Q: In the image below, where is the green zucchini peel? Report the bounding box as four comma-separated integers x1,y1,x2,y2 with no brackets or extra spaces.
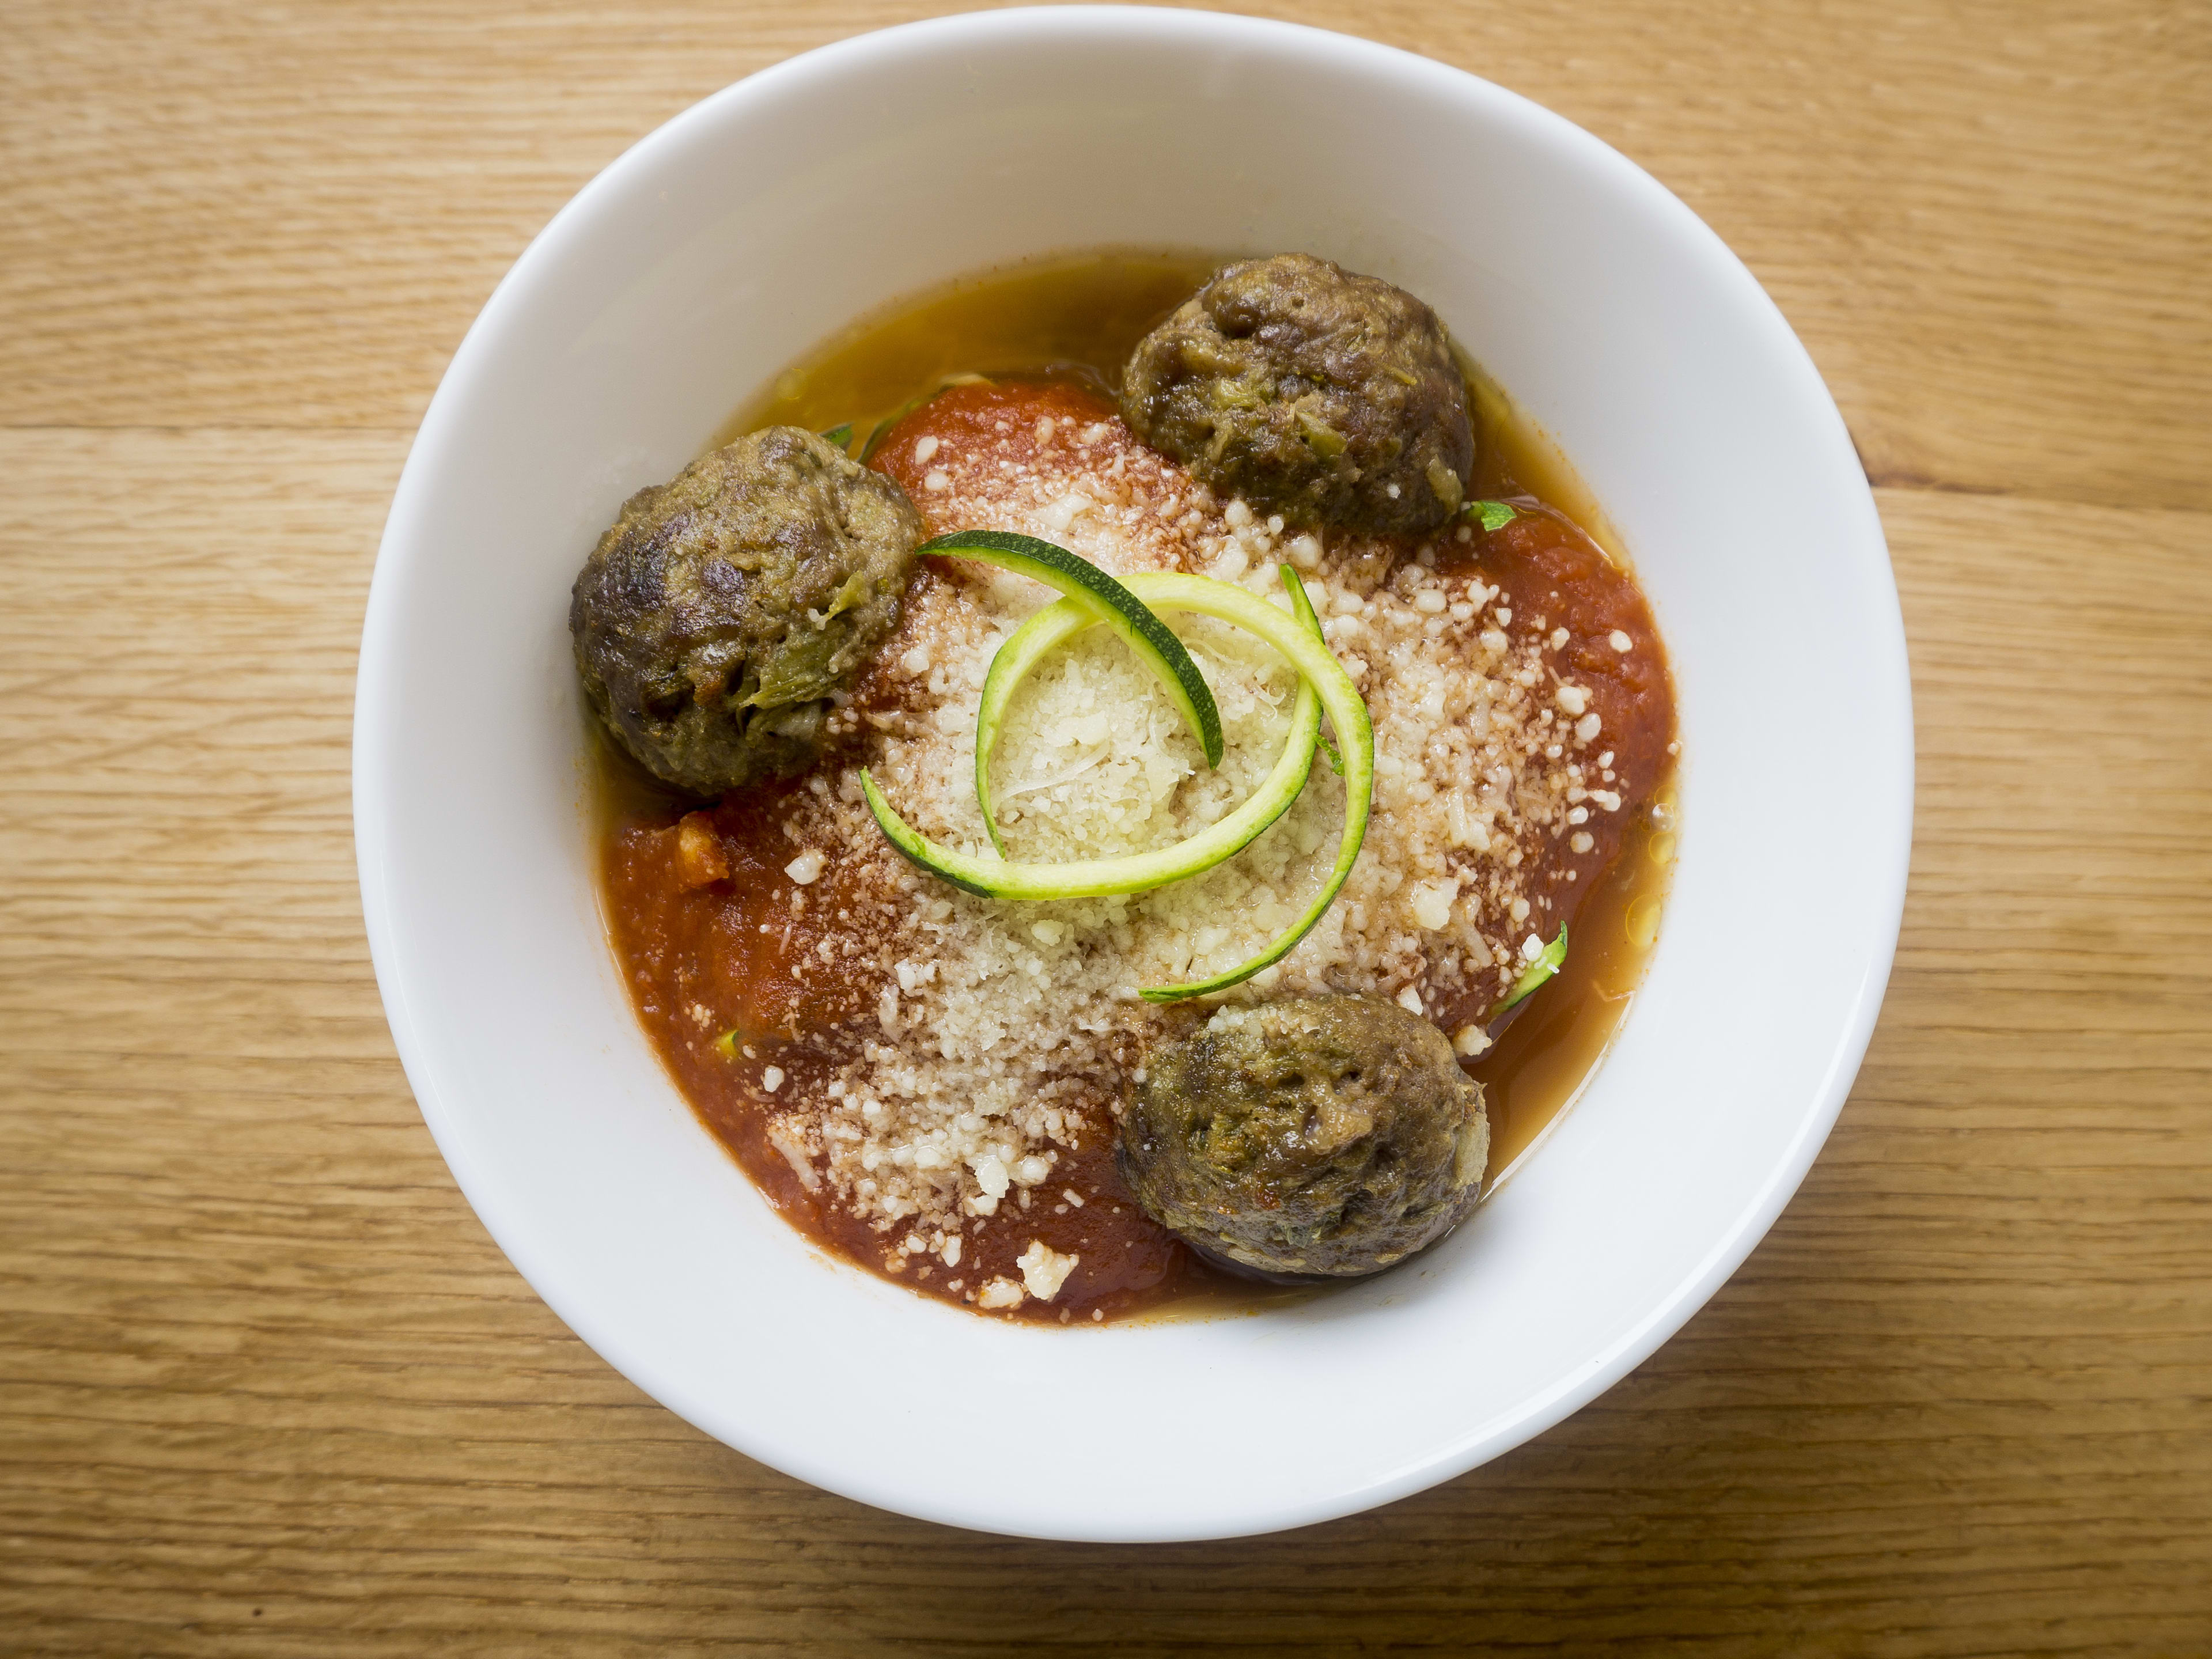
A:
859,565,1374,1002
916,531,1224,771
860,570,1319,902
857,703,1315,901
1135,568,1372,1002
972,570,1286,857
1492,924,1568,1017
972,599,1103,858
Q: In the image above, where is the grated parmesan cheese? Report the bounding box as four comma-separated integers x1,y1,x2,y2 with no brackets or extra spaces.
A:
750,404,1615,1240
1016,1240,1080,1301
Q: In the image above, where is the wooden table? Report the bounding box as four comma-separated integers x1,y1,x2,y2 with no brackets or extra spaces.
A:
5,2,2207,1652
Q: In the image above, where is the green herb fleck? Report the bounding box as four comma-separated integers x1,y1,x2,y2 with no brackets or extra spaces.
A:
1493,924,1567,1018
1467,499,1518,532
1295,410,1347,460
822,568,872,621
1319,734,1344,776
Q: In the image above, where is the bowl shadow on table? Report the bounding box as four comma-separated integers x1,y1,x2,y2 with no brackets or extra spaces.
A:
688,1022,1976,1652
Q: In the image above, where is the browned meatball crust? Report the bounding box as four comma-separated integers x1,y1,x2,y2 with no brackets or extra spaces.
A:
571,427,922,796
1118,995,1488,1278
1120,254,1474,533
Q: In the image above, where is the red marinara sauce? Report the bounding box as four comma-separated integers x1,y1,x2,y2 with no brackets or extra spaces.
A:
598,378,1676,1323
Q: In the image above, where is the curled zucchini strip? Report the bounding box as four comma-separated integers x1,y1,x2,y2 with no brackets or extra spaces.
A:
972,599,1097,858
1132,570,1371,1002
915,531,1223,770
973,571,1302,857
861,574,1319,900
863,565,1373,1001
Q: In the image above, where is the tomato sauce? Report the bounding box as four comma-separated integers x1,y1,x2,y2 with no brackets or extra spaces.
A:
597,253,1679,1321
601,784,1209,1321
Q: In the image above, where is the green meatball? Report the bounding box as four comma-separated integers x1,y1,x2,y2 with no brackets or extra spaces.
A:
570,426,922,795
1118,995,1488,1278
1120,254,1475,533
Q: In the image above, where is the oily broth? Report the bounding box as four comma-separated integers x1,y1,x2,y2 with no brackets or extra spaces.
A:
599,250,1676,1318
1464,364,1631,568
1478,786,1676,1178
720,251,1220,451
727,245,1630,567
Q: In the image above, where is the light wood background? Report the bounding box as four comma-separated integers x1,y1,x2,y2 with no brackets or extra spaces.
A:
4,2,2208,1653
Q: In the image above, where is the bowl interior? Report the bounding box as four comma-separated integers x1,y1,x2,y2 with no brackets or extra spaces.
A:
355,6,1910,1542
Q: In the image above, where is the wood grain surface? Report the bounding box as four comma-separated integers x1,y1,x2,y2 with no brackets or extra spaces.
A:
3,3,2207,1654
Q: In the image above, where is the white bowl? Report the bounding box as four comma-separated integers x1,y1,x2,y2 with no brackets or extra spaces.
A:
355,6,1911,1541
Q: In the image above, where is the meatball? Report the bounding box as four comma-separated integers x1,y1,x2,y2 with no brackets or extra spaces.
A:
1118,995,1488,1278
1120,254,1474,533
570,426,922,795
